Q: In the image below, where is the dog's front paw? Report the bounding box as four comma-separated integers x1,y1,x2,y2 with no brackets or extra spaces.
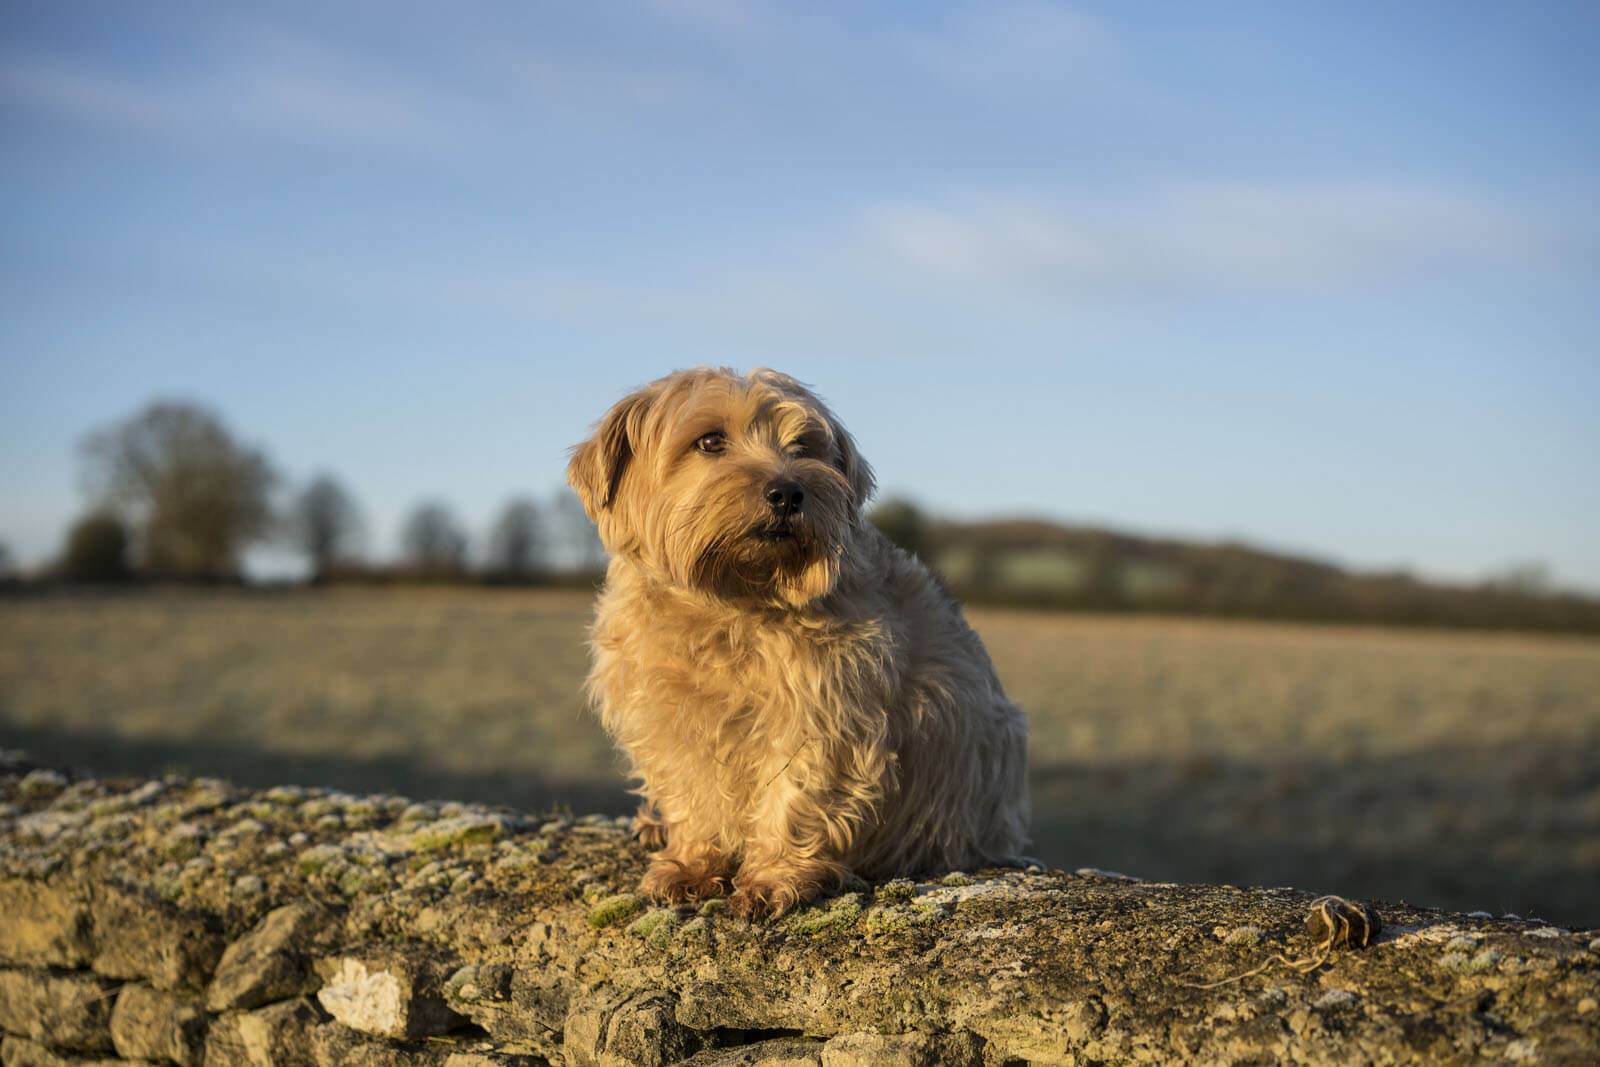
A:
729,870,815,919
631,804,669,850
639,856,731,904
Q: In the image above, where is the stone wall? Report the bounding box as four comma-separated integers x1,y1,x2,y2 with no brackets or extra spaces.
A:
0,752,1595,1066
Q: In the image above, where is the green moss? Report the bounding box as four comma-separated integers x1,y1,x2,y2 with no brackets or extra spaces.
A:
86,795,132,817
408,814,505,852
627,907,682,948
784,893,865,937
18,769,67,797
1223,926,1264,946
875,878,916,902
493,848,546,874
588,893,646,930
1442,949,1504,975
698,898,730,917
338,865,390,897
677,916,712,946
296,844,347,874
300,798,343,820
940,872,975,887
444,965,480,1005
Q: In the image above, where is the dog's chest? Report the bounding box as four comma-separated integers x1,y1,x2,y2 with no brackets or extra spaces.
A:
593,592,895,739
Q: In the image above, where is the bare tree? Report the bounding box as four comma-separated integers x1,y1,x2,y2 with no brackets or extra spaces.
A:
486,496,544,581
400,500,467,577
553,489,605,573
80,401,277,580
289,474,366,582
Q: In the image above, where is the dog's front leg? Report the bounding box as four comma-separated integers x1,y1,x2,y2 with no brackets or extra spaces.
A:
730,771,878,918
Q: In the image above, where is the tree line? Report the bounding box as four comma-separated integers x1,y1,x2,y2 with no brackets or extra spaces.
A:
7,399,1596,633
39,400,604,585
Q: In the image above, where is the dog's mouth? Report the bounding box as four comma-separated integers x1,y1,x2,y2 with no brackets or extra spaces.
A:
755,525,798,543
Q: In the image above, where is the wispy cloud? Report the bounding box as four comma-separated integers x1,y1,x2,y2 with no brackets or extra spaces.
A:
496,50,709,113
642,0,777,37
1,57,176,131
863,181,1568,300
0,28,466,153
895,2,1119,87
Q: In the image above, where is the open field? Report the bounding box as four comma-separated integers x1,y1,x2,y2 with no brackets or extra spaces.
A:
3,588,1598,925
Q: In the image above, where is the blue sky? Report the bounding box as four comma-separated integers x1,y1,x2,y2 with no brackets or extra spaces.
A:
3,1,1597,587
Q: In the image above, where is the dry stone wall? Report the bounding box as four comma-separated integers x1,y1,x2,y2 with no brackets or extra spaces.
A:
0,752,1596,1065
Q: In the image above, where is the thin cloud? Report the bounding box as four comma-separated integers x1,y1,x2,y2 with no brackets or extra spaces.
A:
0,30,465,154
497,51,708,113
896,1,1119,87
0,57,176,131
863,181,1567,300
642,0,777,37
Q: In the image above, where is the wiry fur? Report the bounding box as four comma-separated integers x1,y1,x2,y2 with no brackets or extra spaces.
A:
568,368,1029,917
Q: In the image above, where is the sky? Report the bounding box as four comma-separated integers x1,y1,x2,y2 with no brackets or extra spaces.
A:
2,1,1597,588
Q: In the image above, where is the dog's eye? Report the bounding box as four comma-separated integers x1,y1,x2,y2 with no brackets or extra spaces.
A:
785,441,811,459
694,431,727,454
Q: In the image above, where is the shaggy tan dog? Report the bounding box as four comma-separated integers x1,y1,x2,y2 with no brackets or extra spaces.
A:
567,368,1028,917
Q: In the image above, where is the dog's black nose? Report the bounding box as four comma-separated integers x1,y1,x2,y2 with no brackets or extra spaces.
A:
764,481,804,516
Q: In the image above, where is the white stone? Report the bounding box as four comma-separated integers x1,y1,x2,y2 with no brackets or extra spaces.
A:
316,958,406,1037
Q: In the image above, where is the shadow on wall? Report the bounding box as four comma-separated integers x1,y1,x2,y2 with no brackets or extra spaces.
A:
0,721,634,819
5,720,1595,929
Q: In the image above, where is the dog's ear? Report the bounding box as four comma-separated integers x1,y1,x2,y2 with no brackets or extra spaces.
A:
566,385,656,521
832,422,876,510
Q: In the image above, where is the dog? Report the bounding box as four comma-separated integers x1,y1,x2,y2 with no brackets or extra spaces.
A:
567,367,1028,917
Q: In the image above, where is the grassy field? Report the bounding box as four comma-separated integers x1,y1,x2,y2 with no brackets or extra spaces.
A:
3,588,1597,926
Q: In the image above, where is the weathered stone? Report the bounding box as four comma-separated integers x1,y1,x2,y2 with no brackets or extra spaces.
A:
90,883,223,991
442,964,566,1055
207,902,331,1011
308,1022,446,1067
678,1038,825,1066
0,1034,156,1066
314,949,463,1040
819,1031,934,1067
0,879,93,967
307,1023,547,1067
110,983,207,1066
203,997,322,1067
0,967,118,1051
563,988,700,1067
4,764,1599,1066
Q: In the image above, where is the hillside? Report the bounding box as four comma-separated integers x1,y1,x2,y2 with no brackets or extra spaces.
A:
894,514,1600,633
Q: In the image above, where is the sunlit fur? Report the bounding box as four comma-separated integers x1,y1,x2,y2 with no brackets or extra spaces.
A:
567,367,1029,917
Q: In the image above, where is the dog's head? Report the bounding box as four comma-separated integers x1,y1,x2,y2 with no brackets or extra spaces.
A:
567,367,875,606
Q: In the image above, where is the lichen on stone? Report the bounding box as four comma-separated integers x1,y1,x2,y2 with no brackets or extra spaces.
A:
864,900,949,935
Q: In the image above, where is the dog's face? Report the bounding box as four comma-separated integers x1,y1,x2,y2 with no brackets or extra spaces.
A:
567,368,875,606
